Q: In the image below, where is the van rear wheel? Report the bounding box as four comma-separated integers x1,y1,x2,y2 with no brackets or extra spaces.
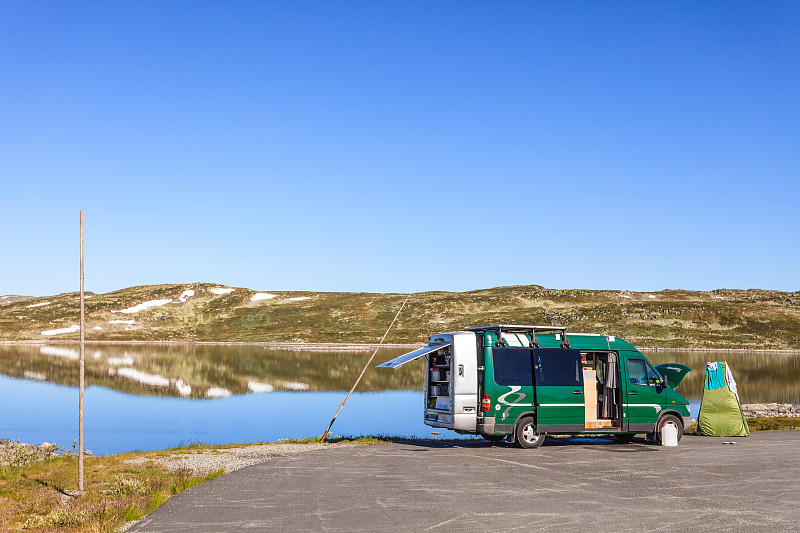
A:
516,417,545,449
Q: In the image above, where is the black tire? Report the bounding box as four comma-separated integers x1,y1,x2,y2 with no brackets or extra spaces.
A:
655,414,683,445
481,434,505,443
515,417,545,449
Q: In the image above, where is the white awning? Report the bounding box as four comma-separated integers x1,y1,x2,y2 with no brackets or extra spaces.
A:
375,344,451,369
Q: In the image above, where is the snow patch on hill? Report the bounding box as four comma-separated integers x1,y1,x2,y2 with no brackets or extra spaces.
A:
41,325,80,336
179,289,195,302
114,299,173,314
209,288,235,295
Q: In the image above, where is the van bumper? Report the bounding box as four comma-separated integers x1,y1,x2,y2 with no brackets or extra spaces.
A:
478,417,496,435
682,416,693,431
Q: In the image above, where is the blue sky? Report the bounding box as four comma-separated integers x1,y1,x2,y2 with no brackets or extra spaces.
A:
2,1,798,297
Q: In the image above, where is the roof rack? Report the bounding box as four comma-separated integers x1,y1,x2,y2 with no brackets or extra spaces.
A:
466,325,567,334
466,325,569,348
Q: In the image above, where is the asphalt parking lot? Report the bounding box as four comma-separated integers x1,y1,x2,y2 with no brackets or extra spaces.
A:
131,431,800,532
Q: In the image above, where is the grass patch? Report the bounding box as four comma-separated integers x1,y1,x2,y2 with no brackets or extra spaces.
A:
684,417,800,435
0,436,393,531
0,450,222,532
745,416,800,431
162,436,393,448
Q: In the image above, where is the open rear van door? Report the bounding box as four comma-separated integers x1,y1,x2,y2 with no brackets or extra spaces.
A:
376,344,451,369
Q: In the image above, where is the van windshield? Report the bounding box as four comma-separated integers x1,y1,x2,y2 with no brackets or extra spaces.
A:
626,358,661,385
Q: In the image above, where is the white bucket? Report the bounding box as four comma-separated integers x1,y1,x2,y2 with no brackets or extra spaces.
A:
662,422,679,447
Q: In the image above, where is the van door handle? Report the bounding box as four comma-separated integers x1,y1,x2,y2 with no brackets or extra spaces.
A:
573,390,583,395
628,391,638,396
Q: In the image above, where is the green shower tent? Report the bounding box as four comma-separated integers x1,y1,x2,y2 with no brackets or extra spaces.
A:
697,361,749,437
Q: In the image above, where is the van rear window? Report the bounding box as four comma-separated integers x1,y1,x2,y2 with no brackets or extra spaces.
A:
492,347,532,386
533,349,583,387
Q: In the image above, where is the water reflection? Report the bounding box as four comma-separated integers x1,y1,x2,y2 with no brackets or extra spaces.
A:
0,344,422,398
0,375,433,456
644,350,800,404
1,344,798,403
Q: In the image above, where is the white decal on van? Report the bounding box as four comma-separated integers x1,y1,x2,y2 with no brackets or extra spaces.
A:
624,403,663,413
497,386,533,420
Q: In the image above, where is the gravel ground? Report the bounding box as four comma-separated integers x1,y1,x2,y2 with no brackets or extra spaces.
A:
124,441,365,474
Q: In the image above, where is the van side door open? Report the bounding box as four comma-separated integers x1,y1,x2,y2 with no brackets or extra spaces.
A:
533,349,585,432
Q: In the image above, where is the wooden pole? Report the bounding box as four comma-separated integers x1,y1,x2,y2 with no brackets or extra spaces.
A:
79,210,85,493
321,295,409,442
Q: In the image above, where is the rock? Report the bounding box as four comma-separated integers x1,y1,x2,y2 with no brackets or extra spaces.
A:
742,403,800,418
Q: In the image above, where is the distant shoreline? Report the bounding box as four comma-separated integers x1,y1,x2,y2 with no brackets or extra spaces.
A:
1,339,799,354
0,339,417,351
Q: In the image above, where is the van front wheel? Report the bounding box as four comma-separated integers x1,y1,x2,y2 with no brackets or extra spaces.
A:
656,414,684,445
516,418,545,449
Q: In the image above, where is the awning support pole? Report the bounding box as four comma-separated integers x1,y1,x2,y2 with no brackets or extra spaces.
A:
320,295,410,442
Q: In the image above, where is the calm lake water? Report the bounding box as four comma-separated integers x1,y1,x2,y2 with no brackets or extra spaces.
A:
1,344,798,455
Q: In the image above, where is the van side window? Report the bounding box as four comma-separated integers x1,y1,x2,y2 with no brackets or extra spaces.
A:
627,359,647,384
533,349,583,387
492,347,532,386
627,359,661,385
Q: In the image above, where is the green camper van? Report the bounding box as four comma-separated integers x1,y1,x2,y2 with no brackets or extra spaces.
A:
377,325,692,448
